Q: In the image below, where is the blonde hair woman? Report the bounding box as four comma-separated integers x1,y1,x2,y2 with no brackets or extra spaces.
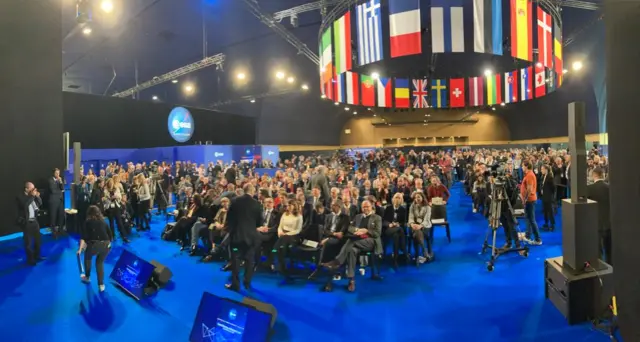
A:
135,174,152,231
104,178,129,243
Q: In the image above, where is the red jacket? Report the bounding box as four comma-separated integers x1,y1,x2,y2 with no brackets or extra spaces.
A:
427,184,450,203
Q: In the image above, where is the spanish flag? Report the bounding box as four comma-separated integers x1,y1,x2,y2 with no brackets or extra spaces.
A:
553,21,563,86
510,0,532,61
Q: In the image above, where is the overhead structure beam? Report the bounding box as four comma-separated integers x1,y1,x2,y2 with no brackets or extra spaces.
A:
554,0,599,10
111,53,225,98
241,0,320,65
272,0,342,21
210,88,302,108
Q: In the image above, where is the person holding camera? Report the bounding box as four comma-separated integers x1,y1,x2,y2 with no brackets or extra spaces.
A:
17,182,44,266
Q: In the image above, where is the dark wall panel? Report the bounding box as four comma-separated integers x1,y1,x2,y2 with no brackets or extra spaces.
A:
63,92,256,149
498,74,599,140
0,1,64,236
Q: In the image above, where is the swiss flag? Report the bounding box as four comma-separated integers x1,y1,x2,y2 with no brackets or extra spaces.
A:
534,64,546,98
449,78,465,108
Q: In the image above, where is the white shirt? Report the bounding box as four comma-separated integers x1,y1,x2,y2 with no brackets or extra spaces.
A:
278,214,303,236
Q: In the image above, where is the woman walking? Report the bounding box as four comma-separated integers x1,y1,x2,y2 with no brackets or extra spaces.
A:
78,205,112,292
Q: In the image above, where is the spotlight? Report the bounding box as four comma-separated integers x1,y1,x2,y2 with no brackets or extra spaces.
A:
572,61,583,71
82,27,92,35
171,79,178,84
290,14,299,28
100,0,114,13
345,107,350,111
536,62,543,68
491,107,496,111
276,71,286,79
500,103,505,106
237,72,246,80
334,102,339,105
321,94,326,99
287,76,295,84
373,114,376,117
152,95,159,101
301,84,309,90
371,72,380,79
184,84,194,93
563,69,569,74
353,111,357,115
250,99,256,103
484,69,492,76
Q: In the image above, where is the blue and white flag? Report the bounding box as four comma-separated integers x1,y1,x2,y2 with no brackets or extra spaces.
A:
431,0,465,53
357,0,383,65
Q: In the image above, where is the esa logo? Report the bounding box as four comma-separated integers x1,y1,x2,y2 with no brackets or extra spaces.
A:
267,150,275,155
167,107,194,143
214,152,224,157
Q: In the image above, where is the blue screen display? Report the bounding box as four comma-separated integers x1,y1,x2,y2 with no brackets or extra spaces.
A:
109,249,156,300
189,292,271,342
168,107,195,143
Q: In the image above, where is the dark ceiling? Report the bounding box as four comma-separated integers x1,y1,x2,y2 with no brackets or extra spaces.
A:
60,0,603,144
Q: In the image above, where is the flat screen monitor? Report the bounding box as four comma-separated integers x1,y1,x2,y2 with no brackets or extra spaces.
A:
109,249,156,300
189,292,272,342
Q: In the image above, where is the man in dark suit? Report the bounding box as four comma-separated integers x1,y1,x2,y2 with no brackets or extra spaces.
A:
319,201,350,261
17,182,44,266
587,167,612,265
322,200,382,292
48,168,65,236
224,164,237,185
255,197,280,271
225,184,262,291
309,166,331,203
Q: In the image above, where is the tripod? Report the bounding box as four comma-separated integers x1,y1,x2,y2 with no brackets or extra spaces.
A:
481,182,529,271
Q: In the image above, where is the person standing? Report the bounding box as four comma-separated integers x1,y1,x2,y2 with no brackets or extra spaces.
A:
17,182,45,266
48,168,65,237
521,161,542,245
587,167,612,265
225,184,262,291
77,205,112,292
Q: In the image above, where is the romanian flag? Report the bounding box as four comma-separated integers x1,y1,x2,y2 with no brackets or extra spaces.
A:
510,0,532,61
554,21,563,87
486,74,502,105
395,78,410,108
361,74,376,107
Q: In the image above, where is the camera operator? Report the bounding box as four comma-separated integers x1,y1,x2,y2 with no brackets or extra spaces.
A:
496,173,522,249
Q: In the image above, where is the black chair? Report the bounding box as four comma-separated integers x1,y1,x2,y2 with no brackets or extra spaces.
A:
291,225,324,278
430,204,451,243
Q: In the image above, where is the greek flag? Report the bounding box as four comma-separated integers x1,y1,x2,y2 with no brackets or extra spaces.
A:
357,0,383,65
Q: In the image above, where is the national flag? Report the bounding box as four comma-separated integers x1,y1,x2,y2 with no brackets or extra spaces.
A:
361,74,376,106
389,0,421,58
336,73,346,103
377,77,393,107
468,76,484,106
431,0,465,53
449,78,465,108
334,11,353,74
504,71,518,103
345,71,360,105
554,21,563,86
534,63,546,98
510,0,533,61
548,70,556,93
320,27,333,99
537,7,553,68
431,79,448,108
486,74,502,105
412,79,429,108
520,66,533,101
395,78,410,108
473,0,503,55
357,0,383,65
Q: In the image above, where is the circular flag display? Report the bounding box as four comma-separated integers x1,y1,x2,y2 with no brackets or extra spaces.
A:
167,107,194,143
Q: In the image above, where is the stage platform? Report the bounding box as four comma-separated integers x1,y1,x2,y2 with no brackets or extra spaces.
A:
0,185,609,342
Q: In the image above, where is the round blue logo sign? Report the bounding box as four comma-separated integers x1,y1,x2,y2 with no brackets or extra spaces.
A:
168,107,194,143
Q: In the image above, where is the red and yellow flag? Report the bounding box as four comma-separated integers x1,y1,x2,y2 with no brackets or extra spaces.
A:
510,0,532,61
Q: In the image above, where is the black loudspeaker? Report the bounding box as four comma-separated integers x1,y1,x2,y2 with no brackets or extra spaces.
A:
545,257,614,325
242,297,278,328
150,260,173,287
568,102,588,201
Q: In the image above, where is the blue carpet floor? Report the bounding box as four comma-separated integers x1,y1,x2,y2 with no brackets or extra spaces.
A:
0,185,609,342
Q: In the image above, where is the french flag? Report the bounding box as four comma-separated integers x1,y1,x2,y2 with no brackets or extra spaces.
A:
389,0,421,58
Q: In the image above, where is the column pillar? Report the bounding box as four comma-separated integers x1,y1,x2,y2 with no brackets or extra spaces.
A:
0,1,64,235
606,1,640,340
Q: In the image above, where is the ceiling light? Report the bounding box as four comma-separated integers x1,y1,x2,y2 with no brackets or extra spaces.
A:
563,69,569,74
321,94,326,99
82,27,92,35
171,79,178,84
500,103,505,106
276,71,286,79
152,95,158,101
344,107,350,111
484,69,492,76
353,111,357,115
334,102,339,105
287,76,295,84
184,84,194,92
100,0,114,13
371,72,380,79
373,114,376,117
237,72,246,80
536,62,543,68
491,107,496,111
250,99,256,103
301,84,309,90
572,61,583,71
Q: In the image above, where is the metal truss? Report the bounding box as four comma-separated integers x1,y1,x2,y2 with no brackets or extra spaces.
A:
554,0,599,10
272,0,342,21
210,88,302,108
241,0,320,65
111,53,225,98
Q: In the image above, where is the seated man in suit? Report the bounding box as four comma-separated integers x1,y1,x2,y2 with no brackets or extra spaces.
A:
255,197,280,271
319,200,350,262
587,167,612,265
322,200,382,292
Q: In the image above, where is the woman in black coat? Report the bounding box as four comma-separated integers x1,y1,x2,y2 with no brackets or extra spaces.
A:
382,193,409,268
540,165,556,230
